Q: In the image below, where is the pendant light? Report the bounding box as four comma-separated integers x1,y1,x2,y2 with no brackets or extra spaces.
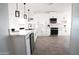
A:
15,3,20,17
28,9,30,21
24,3,27,19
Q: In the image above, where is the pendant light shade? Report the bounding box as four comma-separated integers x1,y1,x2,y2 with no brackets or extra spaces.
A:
24,3,27,19
15,3,20,17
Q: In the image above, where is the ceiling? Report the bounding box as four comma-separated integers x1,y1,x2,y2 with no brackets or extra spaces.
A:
26,3,72,13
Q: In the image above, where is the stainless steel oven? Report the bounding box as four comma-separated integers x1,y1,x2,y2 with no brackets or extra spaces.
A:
50,18,57,23
50,28,58,35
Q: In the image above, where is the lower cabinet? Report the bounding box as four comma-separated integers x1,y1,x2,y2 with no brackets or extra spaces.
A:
10,35,30,55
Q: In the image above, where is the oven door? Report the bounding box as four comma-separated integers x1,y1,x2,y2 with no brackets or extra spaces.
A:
50,28,58,35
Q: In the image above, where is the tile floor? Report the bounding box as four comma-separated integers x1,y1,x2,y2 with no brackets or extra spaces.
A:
33,36,70,55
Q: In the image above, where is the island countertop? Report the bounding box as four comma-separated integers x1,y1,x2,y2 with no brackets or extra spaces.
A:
9,30,34,36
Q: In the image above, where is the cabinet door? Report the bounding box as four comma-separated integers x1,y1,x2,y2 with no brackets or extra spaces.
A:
11,36,26,55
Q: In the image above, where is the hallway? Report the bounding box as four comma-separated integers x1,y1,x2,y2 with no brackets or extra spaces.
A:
33,36,70,55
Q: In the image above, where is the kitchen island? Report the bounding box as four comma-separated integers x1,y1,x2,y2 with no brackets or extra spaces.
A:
9,30,37,55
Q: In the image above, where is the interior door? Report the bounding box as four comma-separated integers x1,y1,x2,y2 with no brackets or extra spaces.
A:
0,3,10,54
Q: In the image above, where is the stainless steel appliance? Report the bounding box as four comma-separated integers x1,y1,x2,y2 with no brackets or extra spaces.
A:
50,18,57,23
50,28,58,35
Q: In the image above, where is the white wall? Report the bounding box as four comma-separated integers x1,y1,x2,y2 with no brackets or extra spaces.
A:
8,3,18,30
33,4,72,36
57,4,72,36
70,3,79,54
8,3,35,35
0,3,10,54
8,3,26,31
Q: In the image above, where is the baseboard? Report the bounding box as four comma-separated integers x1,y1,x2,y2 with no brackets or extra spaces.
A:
0,52,10,55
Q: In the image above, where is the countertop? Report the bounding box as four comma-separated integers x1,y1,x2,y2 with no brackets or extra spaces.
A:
9,30,34,36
